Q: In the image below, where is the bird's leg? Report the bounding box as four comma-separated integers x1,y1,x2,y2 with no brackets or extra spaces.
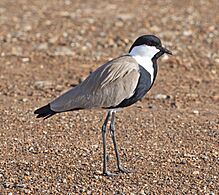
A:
102,111,117,176
110,111,130,173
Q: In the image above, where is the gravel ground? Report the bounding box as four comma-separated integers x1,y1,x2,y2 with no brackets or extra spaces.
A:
0,0,219,194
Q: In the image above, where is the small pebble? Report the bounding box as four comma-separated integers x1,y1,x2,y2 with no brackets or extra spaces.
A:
22,57,30,62
193,171,200,175
193,110,199,115
154,94,170,100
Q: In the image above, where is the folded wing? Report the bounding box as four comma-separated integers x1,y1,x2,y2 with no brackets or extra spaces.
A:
50,55,140,112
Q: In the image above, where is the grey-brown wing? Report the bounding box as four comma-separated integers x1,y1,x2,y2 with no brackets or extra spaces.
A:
50,55,140,112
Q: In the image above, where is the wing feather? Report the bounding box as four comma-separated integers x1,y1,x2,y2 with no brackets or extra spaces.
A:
50,55,140,112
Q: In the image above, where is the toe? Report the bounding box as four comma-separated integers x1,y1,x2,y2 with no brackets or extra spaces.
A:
103,171,118,177
118,166,130,173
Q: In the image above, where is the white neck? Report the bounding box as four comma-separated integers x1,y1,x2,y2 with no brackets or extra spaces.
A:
129,45,159,83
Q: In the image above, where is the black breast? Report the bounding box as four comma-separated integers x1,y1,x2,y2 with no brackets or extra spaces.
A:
108,65,156,109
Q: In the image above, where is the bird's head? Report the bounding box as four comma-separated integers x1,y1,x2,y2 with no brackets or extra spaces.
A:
129,35,172,59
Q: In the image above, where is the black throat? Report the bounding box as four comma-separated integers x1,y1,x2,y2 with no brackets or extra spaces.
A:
151,50,164,84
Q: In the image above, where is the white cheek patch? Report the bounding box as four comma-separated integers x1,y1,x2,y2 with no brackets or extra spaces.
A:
144,45,160,57
129,45,159,83
132,55,154,83
129,45,159,58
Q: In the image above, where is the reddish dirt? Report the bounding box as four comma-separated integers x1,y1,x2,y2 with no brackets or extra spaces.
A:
0,0,219,194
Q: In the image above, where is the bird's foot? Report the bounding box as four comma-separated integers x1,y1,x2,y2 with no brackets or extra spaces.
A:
118,165,130,173
103,170,118,177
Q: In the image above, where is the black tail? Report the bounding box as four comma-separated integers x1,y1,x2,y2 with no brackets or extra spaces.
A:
34,104,56,119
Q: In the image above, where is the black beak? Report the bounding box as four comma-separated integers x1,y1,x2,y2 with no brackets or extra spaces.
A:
157,46,172,55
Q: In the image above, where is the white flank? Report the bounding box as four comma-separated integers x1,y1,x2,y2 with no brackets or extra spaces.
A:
129,45,160,83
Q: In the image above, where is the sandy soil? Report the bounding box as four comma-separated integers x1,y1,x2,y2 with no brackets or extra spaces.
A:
0,0,219,194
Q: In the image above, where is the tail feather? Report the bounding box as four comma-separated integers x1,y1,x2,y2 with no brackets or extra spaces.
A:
34,104,56,119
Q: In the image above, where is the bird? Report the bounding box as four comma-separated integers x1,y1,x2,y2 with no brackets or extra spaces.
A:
34,35,172,176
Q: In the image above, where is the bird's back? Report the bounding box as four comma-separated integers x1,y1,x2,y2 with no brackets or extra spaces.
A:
50,55,140,112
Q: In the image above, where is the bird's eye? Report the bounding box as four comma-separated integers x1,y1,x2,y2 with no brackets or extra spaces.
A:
147,42,154,46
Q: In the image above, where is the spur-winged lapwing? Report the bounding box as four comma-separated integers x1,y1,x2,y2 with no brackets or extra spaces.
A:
34,35,172,176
